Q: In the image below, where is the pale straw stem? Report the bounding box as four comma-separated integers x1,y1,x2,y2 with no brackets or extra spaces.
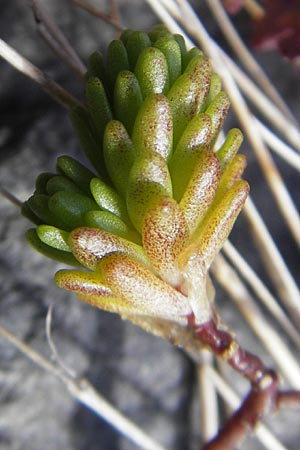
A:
71,0,123,30
212,254,300,389
0,185,23,208
0,38,81,109
223,240,300,347
223,54,300,150
197,350,219,442
144,0,194,47
244,0,265,20
173,0,300,247
256,119,300,172
208,366,290,450
205,0,295,123
0,323,167,450
244,198,300,324
153,0,300,150
29,0,86,78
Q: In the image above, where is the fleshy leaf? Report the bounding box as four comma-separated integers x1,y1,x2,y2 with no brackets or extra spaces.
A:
217,128,244,169
84,210,138,242
190,180,249,268
69,106,107,180
213,154,247,203
179,152,221,234
48,191,99,229
132,94,173,161
135,47,169,97
153,36,182,85
69,227,148,270
56,155,96,195
86,77,112,144
169,113,212,200
90,177,128,221
167,55,211,145
205,92,230,143
26,229,81,266
99,252,192,324
46,175,82,195
126,151,173,232
37,225,71,252
103,120,135,197
114,70,143,135
142,196,190,285
106,39,130,90
125,30,151,69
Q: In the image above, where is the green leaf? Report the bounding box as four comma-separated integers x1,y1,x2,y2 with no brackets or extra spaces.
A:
125,30,151,69
135,47,169,98
167,55,211,145
48,191,99,229
56,155,96,195
131,94,173,161
27,194,68,229
84,210,133,239
127,151,173,232
217,128,244,169
106,40,130,91
46,175,82,195
169,113,212,201
103,120,135,196
37,225,71,252
69,106,107,179
86,77,112,143
205,91,230,143
87,51,107,87
26,229,81,266
34,172,54,194
154,36,182,86
114,70,143,135
90,177,129,221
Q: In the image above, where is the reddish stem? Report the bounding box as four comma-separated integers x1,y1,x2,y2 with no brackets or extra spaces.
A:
188,316,300,449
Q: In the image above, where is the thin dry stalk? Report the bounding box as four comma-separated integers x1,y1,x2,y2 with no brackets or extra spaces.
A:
244,198,300,324
71,0,123,30
212,254,300,389
222,55,300,150
244,0,265,20
205,0,295,122
197,350,219,442
256,119,300,172
0,323,167,450
172,0,300,248
0,185,23,209
0,38,81,109
29,0,86,78
222,240,300,347
153,0,300,149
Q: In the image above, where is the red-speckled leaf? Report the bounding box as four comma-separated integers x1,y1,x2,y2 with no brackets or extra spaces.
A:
99,252,192,325
179,152,221,234
69,227,148,270
190,179,249,269
142,196,190,285
55,269,138,315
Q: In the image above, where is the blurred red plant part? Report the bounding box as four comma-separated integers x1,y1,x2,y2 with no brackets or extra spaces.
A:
221,0,245,15
223,0,300,62
251,0,300,61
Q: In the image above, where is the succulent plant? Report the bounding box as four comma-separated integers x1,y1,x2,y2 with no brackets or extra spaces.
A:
22,25,249,334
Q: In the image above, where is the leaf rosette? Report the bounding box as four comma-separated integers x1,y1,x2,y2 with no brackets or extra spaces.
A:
23,25,249,330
